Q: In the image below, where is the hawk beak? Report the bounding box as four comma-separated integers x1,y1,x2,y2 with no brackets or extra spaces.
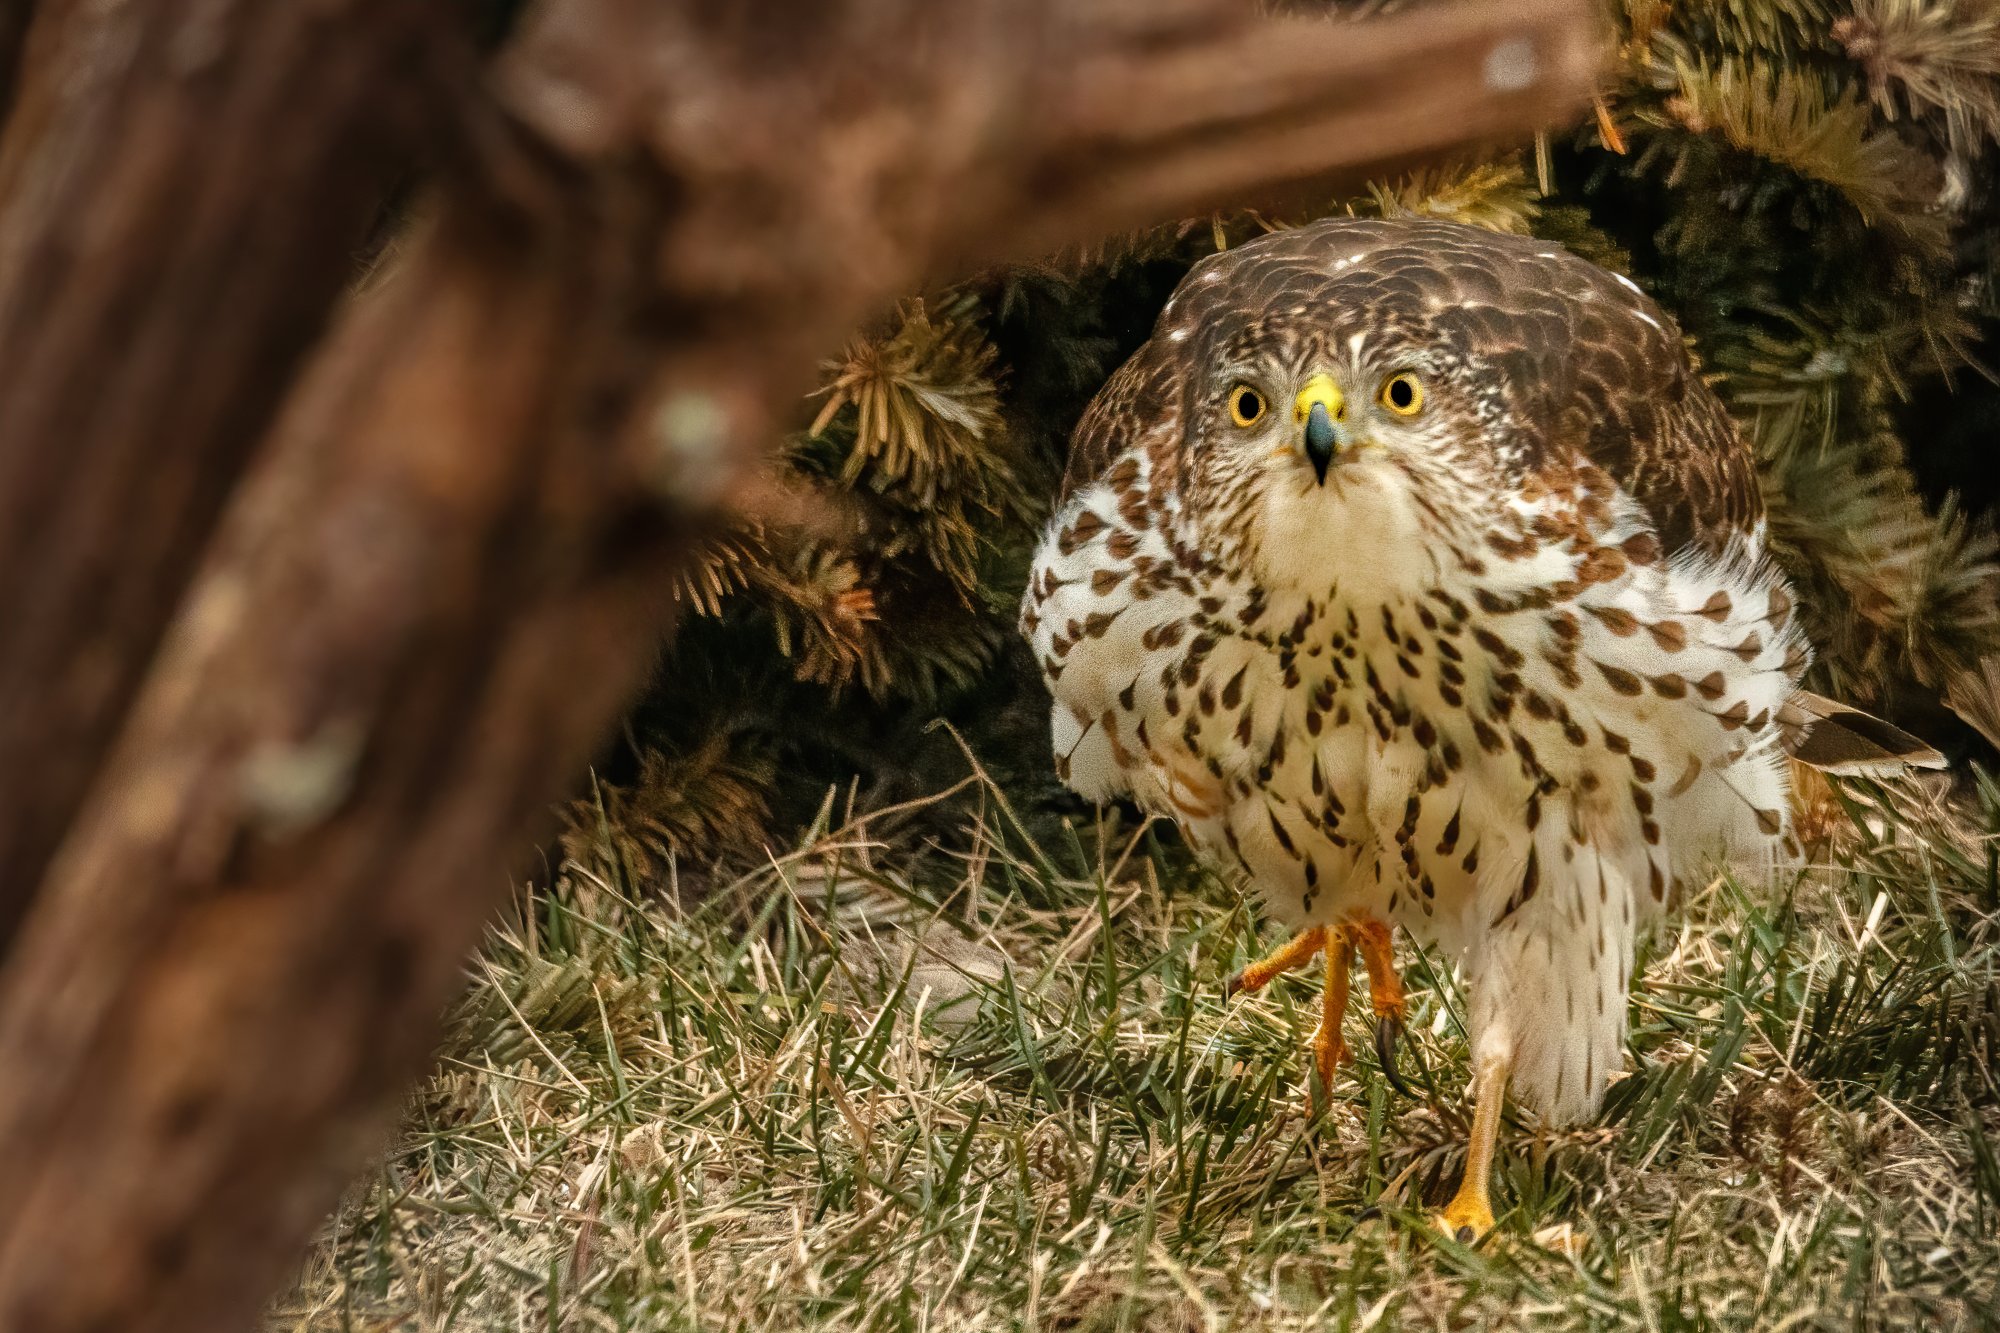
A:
1304,403,1336,483
1295,375,1343,484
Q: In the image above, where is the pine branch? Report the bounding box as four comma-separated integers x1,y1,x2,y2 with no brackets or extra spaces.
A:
558,731,780,891
1647,54,1942,232
1835,0,2000,157
1357,157,1545,233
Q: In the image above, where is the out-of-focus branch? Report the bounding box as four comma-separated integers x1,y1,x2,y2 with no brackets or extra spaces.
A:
0,1,35,128
0,0,463,948
996,0,1601,263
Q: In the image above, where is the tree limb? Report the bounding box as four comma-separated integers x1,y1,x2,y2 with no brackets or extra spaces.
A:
0,1,35,129
0,0,467,945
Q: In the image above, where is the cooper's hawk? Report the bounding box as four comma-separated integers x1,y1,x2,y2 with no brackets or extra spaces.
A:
1020,217,1939,1242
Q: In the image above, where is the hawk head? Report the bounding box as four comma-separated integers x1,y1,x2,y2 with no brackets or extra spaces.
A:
1137,218,1695,600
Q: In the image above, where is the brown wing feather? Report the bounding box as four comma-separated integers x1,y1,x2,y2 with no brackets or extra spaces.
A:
1415,223,1763,559
1560,295,1763,560
1060,329,1184,501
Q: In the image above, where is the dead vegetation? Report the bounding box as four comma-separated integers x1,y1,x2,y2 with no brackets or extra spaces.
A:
278,765,2000,1330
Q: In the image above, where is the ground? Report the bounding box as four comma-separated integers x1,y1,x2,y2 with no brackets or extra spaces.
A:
274,764,2000,1331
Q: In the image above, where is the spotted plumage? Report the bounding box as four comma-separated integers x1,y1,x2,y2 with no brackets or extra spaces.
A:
1022,218,1938,1237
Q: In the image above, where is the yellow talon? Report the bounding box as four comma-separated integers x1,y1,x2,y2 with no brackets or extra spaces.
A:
1435,1186,1496,1246
1347,916,1417,1096
1228,920,1417,1104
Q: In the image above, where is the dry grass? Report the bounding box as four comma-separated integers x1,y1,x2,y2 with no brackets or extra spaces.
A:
274,763,2000,1331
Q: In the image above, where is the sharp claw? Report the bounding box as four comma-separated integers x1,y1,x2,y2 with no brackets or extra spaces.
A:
1374,1013,1414,1098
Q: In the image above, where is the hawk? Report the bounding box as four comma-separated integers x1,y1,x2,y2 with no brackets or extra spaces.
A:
1020,217,1940,1242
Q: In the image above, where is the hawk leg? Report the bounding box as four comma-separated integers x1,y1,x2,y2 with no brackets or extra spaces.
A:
1435,1053,1508,1244
1313,935,1353,1090
1225,925,1327,997
1226,925,1355,1093
1351,916,1413,1096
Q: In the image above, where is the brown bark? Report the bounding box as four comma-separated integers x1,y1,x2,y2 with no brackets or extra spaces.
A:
0,1,1600,1329
0,0,463,943
0,196,684,1333
0,2,35,127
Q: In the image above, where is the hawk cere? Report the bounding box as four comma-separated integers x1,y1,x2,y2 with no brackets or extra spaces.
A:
1020,218,1941,1242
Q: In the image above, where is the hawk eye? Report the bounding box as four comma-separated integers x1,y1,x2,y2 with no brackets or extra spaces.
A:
1228,385,1266,428
1380,371,1423,416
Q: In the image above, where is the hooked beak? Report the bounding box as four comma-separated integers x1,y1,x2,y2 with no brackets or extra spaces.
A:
1295,374,1344,484
1304,403,1336,483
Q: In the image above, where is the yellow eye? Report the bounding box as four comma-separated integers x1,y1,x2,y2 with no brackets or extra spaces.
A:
1228,385,1266,428
1380,372,1423,415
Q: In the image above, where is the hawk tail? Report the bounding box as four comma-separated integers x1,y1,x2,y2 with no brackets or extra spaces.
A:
1780,690,1947,778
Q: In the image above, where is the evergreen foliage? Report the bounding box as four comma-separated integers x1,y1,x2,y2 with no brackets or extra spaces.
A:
561,0,2000,884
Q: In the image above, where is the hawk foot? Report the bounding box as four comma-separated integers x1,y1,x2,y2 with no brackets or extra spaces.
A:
1433,1054,1509,1246
1226,925,1362,1102
1351,917,1407,1023
1433,1188,1496,1247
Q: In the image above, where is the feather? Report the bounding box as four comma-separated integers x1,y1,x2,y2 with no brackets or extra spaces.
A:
1780,690,1946,776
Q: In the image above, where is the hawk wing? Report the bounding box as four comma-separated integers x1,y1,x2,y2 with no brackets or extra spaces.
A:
1564,306,1764,560
1781,690,1948,774
1059,329,1184,503
1426,223,1766,561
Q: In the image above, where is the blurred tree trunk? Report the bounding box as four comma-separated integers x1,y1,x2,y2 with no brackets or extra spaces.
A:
0,194,689,1333
0,0,459,945
0,2,34,126
0,0,1598,1329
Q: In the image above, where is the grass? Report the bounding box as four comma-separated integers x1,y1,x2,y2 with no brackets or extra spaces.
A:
274,761,2000,1331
